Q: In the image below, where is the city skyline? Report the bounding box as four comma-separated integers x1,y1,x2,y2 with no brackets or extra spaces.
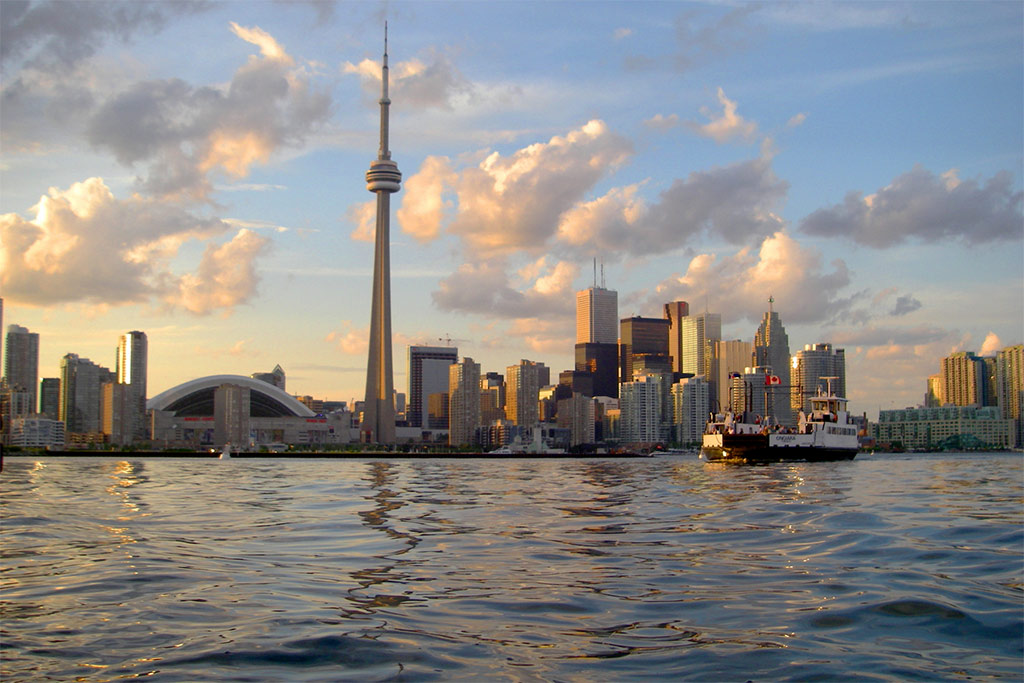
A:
2,2,1022,420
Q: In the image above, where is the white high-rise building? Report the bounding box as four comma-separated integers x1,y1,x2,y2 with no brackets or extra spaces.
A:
448,357,481,446
619,373,667,444
506,360,548,427
672,375,710,445
576,287,618,344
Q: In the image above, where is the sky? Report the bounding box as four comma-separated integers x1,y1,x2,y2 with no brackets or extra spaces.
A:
1,0,1021,419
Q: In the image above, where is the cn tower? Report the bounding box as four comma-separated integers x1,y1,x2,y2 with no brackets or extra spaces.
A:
362,24,401,444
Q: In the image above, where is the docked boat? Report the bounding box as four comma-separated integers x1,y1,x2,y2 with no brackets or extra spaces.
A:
701,384,858,463
488,428,566,456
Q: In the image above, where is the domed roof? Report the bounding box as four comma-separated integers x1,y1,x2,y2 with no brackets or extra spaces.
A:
147,375,315,418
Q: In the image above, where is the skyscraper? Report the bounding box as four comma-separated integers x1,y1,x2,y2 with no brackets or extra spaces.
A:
362,25,402,444
408,345,458,430
680,312,721,377
710,339,753,413
672,375,711,444
791,343,846,415
995,344,1023,447
619,317,671,382
252,364,286,391
480,372,506,424
60,354,112,435
576,286,618,344
753,298,793,425
40,378,60,420
448,357,481,446
619,373,667,444
5,324,39,413
117,331,148,442
941,351,983,406
506,360,547,427
664,301,689,374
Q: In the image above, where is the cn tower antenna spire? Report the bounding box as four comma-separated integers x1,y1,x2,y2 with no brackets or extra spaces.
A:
362,22,402,444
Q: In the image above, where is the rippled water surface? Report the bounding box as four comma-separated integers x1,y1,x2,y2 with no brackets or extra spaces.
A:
2,453,1021,681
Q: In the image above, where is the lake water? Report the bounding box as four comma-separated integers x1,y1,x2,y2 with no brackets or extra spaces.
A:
1,453,1021,682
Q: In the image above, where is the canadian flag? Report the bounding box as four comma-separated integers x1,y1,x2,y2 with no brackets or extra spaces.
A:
765,375,781,385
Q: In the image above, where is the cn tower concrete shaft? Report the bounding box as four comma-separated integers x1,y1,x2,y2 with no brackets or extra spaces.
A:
362,25,401,444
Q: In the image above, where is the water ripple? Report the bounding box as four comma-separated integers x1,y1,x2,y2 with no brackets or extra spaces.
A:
1,454,1021,681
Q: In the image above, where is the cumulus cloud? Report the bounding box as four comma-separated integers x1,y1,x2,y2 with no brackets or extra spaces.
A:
686,87,759,143
0,177,267,313
396,119,633,257
395,155,456,243
979,331,1002,356
348,199,377,242
344,50,473,110
433,258,577,319
800,166,1023,247
86,23,331,199
650,231,850,324
173,229,269,315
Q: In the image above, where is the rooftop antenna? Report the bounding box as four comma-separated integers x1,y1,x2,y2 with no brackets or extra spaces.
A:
768,295,774,313
600,261,606,288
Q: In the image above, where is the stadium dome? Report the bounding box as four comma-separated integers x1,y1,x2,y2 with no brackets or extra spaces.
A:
147,375,315,418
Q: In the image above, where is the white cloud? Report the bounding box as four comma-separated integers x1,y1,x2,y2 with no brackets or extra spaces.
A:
686,87,759,143
979,331,1003,356
800,165,1023,246
643,113,680,131
396,119,633,257
395,155,456,243
86,23,331,199
168,228,270,315
650,231,850,325
433,258,577,320
787,112,807,128
0,177,268,314
326,322,369,356
229,22,292,63
348,200,377,243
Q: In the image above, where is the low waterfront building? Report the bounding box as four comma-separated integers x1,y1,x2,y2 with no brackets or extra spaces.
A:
8,416,65,448
873,405,1015,450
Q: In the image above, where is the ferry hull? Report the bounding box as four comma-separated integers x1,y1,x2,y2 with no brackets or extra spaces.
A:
701,434,857,463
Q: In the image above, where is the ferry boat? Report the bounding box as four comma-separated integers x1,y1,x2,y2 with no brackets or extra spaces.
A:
701,382,858,464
